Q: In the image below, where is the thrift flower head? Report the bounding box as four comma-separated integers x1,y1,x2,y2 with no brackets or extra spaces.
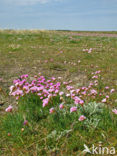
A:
8,133,11,136
110,89,115,93
106,95,109,99
50,58,54,62
5,105,13,112
24,120,28,126
112,109,117,114
9,85,15,94
90,89,97,95
105,86,109,90
92,75,98,79
49,108,55,114
76,89,80,93
99,93,102,96
59,91,64,96
21,74,28,79
81,91,86,96
95,70,101,74
59,104,64,109
66,93,70,97
74,96,82,105
51,77,56,81
89,82,93,86
78,115,86,121
70,107,77,113
79,100,84,105
102,98,107,103
42,98,49,107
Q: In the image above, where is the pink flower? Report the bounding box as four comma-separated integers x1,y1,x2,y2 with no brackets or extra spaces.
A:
92,75,98,79
49,108,55,114
44,60,48,63
112,109,117,114
63,81,69,85
74,96,84,105
70,90,75,94
16,96,19,100
59,91,64,96
70,107,77,113
23,86,29,93
81,91,86,96
81,87,86,90
5,105,13,112
59,104,64,109
110,89,115,93
34,75,38,78
88,48,92,53
106,95,109,99
66,93,70,97
95,70,101,74
51,77,56,81
21,74,28,79
42,98,49,107
76,89,80,94
9,85,15,94
37,93,42,96
105,86,109,90
8,133,11,136
30,86,39,92
78,115,86,121
74,96,81,104
24,120,28,125
90,89,97,95
50,58,54,62
99,93,102,96
71,93,75,98
69,80,72,83
102,98,107,103
79,100,84,105
89,82,94,86
66,85,73,90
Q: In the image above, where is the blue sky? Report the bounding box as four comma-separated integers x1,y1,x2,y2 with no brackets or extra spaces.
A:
0,0,117,31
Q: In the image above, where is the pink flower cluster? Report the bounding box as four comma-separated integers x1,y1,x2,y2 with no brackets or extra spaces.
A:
5,105,13,112
112,109,117,115
83,48,93,54
79,115,86,121
9,74,61,105
8,71,115,115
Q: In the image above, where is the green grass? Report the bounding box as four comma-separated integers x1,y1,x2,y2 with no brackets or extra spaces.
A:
1,94,117,155
0,30,117,155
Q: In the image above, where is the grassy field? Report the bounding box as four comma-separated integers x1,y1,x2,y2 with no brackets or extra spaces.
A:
0,30,117,155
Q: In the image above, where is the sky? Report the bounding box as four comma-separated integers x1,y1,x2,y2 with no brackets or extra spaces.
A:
0,0,117,31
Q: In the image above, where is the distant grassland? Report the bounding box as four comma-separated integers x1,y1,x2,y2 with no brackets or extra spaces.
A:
0,30,117,87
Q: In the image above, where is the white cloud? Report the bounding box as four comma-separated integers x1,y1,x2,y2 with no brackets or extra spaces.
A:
3,0,62,5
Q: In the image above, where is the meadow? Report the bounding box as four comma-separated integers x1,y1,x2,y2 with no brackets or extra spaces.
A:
0,30,117,155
